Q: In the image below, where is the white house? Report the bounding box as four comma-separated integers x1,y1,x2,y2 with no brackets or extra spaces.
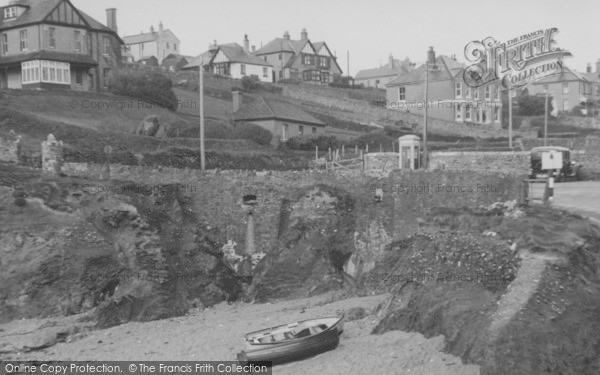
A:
122,22,180,64
205,35,273,82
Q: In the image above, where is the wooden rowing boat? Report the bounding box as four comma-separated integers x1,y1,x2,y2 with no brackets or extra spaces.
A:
237,316,344,365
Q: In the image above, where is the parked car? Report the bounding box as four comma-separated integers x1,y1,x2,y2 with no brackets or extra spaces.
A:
530,146,583,181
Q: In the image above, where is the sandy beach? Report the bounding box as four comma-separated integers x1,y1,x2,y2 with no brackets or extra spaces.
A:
2,292,479,375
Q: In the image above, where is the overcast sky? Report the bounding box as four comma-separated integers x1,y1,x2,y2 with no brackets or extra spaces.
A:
73,0,599,75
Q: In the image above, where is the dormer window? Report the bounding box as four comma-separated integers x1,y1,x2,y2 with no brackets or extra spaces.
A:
4,7,17,20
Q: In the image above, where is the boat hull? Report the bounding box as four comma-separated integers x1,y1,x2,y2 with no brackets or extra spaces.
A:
238,327,340,365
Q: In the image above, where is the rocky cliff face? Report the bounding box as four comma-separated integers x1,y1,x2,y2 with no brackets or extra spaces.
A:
248,185,356,301
0,163,243,327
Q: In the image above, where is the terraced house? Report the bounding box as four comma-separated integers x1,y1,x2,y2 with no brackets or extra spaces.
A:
0,0,122,91
254,29,342,83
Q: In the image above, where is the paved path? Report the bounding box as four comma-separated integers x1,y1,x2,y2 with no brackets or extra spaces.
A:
530,181,600,223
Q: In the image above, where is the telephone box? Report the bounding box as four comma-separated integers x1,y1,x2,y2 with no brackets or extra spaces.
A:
398,135,421,170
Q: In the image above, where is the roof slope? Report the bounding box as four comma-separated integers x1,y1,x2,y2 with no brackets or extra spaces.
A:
209,43,272,67
0,0,120,41
234,97,325,126
532,66,590,84
355,58,414,80
386,55,465,87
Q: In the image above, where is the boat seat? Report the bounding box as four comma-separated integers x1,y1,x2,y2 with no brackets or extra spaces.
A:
272,333,285,341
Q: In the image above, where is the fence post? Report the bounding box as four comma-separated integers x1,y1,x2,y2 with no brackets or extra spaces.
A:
380,143,382,153
355,145,358,155
328,147,332,161
315,146,318,161
366,144,369,154
342,145,345,158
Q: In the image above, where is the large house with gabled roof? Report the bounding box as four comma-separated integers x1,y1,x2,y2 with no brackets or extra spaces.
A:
0,0,122,91
122,22,180,64
254,29,342,83
355,55,415,88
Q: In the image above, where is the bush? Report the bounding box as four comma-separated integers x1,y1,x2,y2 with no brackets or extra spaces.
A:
345,131,396,151
108,70,178,111
285,135,339,151
232,122,273,145
517,94,552,116
329,82,365,89
570,105,585,117
277,78,301,84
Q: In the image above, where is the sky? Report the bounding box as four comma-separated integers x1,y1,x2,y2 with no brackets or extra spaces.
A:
69,0,600,75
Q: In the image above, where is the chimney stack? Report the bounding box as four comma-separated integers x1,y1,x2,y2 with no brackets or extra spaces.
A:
587,63,592,73
388,54,394,66
243,34,249,53
301,28,308,40
596,59,600,74
283,31,290,40
106,8,117,34
251,45,255,53
232,91,241,112
158,21,163,34
209,40,218,51
150,25,155,34
427,46,436,65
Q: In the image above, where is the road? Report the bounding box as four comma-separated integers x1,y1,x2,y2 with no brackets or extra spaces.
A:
530,181,600,223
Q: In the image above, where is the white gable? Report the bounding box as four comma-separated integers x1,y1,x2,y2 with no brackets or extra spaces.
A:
318,45,328,56
213,50,229,63
301,43,315,54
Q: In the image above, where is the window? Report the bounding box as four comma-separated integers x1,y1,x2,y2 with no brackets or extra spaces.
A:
74,31,81,52
102,36,110,55
494,107,500,122
455,106,462,121
87,34,92,55
455,82,462,98
75,70,83,86
465,87,471,98
563,99,570,111
321,73,330,83
20,30,27,51
264,56,267,61
312,127,317,134
398,86,406,101
562,83,569,94
319,57,329,67
302,54,312,65
103,68,110,87
493,86,499,100
89,72,94,89
279,71,283,79
166,42,170,49
49,27,56,48
263,67,268,77
278,53,282,60
1,34,7,54
282,123,289,140
465,105,472,121
543,84,548,91
482,109,487,123
37,60,70,84
485,86,490,99
21,61,41,84
4,7,17,19
475,108,480,123
240,64,246,75
298,125,304,135
596,85,600,97
375,79,380,88
474,88,479,100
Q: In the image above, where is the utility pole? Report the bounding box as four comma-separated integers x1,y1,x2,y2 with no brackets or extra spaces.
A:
423,65,429,169
199,58,205,170
508,88,513,148
544,86,549,146
347,50,350,84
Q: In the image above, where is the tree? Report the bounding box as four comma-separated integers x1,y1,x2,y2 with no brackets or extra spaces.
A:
517,94,553,116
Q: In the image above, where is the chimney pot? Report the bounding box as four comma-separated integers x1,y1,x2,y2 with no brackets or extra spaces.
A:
232,91,241,112
301,28,308,40
243,34,249,53
106,8,117,34
427,46,436,65
283,31,290,40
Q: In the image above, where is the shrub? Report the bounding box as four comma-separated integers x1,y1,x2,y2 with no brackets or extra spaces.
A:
328,82,365,89
108,70,178,111
570,105,584,117
241,76,260,92
232,122,273,145
277,78,301,84
285,135,339,151
517,94,552,116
